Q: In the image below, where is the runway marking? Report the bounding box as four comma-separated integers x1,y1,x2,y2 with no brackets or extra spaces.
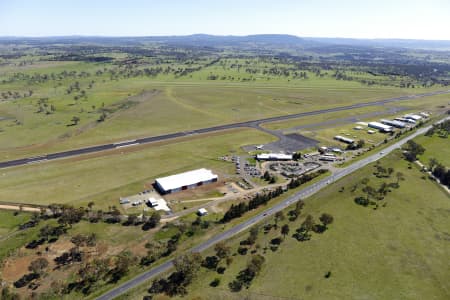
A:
26,159,48,164
113,139,136,145
115,143,140,149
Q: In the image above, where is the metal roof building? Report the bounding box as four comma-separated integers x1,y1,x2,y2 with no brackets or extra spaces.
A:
405,114,422,121
256,153,293,161
380,119,407,128
334,135,355,144
155,168,218,194
368,122,393,132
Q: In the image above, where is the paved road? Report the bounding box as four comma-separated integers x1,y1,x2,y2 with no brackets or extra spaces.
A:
2,89,449,169
96,118,446,300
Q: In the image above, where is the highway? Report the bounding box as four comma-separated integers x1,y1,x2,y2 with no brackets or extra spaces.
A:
96,118,445,300
1,89,449,169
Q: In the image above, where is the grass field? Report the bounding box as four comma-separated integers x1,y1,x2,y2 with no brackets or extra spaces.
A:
415,135,450,166
0,128,275,210
158,150,450,300
0,64,443,161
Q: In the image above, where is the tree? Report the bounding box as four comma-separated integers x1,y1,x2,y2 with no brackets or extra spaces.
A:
78,258,109,286
71,116,80,125
361,177,370,185
110,251,136,282
395,172,405,184
301,215,315,232
247,227,259,245
173,252,203,284
143,211,161,230
28,257,49,276
281,224,290,238
58,207,84,228
292,152,302,160
428,158,438,171
403,140,425,162
319,213,334,228
387,167,394,177
362,185,376,201
274,211,285,227
214,242,230,259
357,139,365,149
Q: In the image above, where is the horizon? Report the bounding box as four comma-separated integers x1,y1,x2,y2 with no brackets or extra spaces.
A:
1,0,450,40
1,33,450,42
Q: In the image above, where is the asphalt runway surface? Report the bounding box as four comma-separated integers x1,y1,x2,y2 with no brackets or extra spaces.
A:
96,117,448,300
1,89,449,169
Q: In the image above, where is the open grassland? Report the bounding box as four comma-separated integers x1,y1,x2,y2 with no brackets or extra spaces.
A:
0,57,443,161
0,129,275,210
415,135,450,166
0,210,30,238
162,151,450,300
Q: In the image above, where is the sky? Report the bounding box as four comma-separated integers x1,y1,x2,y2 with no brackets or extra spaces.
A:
1,0,450,40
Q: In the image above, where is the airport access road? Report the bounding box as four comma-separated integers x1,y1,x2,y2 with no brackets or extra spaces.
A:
1,89,449,169
95,118,444,300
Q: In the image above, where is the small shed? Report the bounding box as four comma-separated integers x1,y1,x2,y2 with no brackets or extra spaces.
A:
197,208,208,216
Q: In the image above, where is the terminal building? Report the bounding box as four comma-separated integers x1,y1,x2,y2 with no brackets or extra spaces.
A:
368,121,393,132
256,153,293,161
155,168,218,194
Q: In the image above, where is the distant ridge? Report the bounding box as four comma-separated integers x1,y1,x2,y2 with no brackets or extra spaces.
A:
1,34,450,50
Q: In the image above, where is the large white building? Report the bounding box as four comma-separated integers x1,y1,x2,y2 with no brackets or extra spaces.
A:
256,153,293,161
155,168,218,194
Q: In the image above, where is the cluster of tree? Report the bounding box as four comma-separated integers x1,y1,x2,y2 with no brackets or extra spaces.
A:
2,69,89,85
346,139,365,150
229,254,265,291
0,286,21,300
51,250,137,295
262,170,277,183
292,151,302,160
201,242,232,273
140,231,181,266
354,172,405,207
373,163,395,178
222,186,284,222
287,169,328,189
425,119,450,138
148,253,203,296
35,97,56,115
428,158,450,188
402,140,425,162
14,258,49,289
292,213,334,241
287,200,305,221
0,89,33,101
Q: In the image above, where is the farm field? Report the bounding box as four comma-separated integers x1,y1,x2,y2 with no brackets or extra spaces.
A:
136,150,450,300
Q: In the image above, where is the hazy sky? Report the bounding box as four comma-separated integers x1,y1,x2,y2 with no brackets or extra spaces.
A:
1,0,450,40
